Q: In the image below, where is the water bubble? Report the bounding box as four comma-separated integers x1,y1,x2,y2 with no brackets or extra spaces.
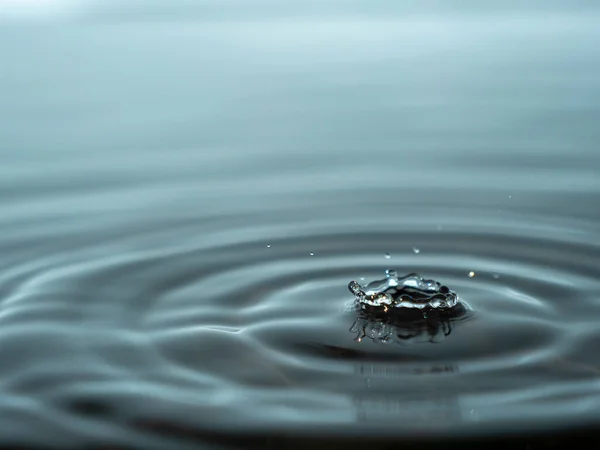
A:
385,269,398,280
412,247,420,254
309,252,314,256
468,271,475,278
384,253,391,259
266,244,271,248
508,195,512,199
492,273,500,279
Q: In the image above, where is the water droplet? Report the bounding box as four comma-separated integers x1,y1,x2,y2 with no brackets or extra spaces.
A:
492,273,500,279
468,271,475,278
412,247,420,254
348,281,363,295
384,253,391,259
266,244,271,248
508,195,512,199
309,252,314,256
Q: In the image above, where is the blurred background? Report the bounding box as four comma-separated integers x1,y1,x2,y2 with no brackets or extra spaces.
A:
1,1,600,449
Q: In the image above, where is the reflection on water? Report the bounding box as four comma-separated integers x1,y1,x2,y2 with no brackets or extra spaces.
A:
354,361,460,426
1,1,600,448
349,303,470,345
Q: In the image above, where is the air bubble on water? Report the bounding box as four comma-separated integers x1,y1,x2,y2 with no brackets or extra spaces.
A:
309,252,314,256
385,269,398,286
266,244,271,248
384,253,391,259
412,247,420,254
468,271,475,278
348,270,459,310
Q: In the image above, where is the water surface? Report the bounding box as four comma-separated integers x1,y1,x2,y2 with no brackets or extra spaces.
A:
1,2,600,448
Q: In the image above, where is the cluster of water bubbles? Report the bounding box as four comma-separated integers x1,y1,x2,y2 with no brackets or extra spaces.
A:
348,269,459,310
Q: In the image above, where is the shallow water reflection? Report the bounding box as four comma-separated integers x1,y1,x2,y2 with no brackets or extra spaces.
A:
349,303,470,344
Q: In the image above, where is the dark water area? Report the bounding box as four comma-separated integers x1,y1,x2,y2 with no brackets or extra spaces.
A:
1,1,600,449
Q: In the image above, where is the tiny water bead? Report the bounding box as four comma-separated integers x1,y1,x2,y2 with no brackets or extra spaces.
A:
412,247,420,254
348,269,459,310
384,253,391,259
468,271,475,277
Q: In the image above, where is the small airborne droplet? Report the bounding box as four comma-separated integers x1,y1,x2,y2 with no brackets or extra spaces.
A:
384,253,391,259
468,271,475,278
413,247,420,254
309,252,314,256
266,244,271,248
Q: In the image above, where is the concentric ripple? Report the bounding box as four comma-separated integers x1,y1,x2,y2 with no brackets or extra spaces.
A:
3,4,600,447
1,209,598,445
147,217,600,437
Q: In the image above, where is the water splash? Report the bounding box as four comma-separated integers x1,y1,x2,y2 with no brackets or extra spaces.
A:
348,269,459,310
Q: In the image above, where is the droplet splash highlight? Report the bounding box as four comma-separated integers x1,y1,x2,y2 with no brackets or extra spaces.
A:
348,269,459,310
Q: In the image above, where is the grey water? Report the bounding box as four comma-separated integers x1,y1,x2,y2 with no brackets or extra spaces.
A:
1,1,600,449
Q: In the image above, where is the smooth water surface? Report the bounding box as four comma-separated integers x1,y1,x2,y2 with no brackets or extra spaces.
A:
1,1,600,448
